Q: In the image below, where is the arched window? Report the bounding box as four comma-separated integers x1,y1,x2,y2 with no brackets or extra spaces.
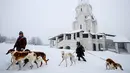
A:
65,46,71,50
85,16,87,18
99,44,103,51
80,25,82,29
81,8,82,11
59,47,63,49
77,32,80,37
93,43,96,51
91,16,94,20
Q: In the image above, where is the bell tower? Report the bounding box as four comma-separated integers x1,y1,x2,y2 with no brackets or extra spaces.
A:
78,0,89,5
72,0,97,33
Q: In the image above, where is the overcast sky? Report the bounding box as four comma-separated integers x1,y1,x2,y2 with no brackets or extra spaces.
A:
0,0,130,44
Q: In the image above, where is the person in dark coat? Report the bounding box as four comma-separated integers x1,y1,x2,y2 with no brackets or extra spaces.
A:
13,31,27,51
76,42,86,62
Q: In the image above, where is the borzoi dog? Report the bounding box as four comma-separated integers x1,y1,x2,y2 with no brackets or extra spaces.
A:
59,51,76,67
6,49,38,70
23,49,49,67
106,58,123,70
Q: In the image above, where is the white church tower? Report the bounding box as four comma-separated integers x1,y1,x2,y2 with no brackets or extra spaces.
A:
73,0,97,33
49,0,108,51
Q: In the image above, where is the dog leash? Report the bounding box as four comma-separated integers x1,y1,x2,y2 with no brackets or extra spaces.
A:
86,51,106,61
72,51,76,54
72,50,106,61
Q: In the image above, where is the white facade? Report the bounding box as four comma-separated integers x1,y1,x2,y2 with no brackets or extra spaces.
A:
49,0,130,53
126,43,130,53
49,0,106,51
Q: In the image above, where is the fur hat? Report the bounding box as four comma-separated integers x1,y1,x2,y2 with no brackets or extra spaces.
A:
19,31,23,35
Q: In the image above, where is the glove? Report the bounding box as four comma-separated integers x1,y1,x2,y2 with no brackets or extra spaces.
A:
83,50,85,52
21,48,24,51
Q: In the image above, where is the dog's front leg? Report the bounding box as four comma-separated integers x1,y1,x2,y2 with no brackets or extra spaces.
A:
6,59,16,70
106,62,110,70
29,62,34,69
18,61,22,70
65,59,67,67
59,59,64,66
11,57,13,63
106,64,108,70
6,63,13,70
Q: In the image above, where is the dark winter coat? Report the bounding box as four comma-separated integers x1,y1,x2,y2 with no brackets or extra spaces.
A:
14,36,27,51
76,45,85,57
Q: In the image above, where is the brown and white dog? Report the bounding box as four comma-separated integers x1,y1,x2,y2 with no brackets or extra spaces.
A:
23,49,49,67
6,49,38,70
59,51,76,67
106,58,123,70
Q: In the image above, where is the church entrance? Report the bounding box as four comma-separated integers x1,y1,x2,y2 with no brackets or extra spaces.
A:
93,43,96,51
99,44,103,51
65,46,71,50
98,44,101,51
118,43,128,53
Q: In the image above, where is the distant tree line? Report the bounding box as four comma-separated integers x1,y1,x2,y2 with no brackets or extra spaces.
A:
28,37,43,45
0,34,43,45
0,34,17,44
0,34,7,43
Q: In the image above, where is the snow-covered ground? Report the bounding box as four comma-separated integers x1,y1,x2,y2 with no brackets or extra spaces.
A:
0,43,130,73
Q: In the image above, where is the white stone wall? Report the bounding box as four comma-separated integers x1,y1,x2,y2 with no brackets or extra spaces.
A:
92,21,97,33
55,32,106,51
57,40,77,49
126,43,130,53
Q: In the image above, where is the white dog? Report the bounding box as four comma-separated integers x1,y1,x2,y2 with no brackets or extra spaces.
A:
59,51,76,67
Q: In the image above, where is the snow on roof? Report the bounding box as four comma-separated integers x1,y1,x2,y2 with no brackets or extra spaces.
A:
107,36,130,43
64,29,84,34
84,32,96,34
83,32,103,35
49,30,84,40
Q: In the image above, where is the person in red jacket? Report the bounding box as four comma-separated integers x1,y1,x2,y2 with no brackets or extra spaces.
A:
13,31,27,51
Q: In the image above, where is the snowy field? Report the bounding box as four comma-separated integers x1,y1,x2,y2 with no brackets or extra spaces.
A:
0,43,130,73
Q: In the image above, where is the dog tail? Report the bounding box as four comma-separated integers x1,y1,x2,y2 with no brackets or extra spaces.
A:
39,55,49,67
119,64,123,70
47,59,49,61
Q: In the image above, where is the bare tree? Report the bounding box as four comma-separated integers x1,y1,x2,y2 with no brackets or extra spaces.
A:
0,34,7,43
5,37,16,44
29,37,43,45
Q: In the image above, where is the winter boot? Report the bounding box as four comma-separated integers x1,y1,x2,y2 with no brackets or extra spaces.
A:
81,56,86,62
78,57,81,61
